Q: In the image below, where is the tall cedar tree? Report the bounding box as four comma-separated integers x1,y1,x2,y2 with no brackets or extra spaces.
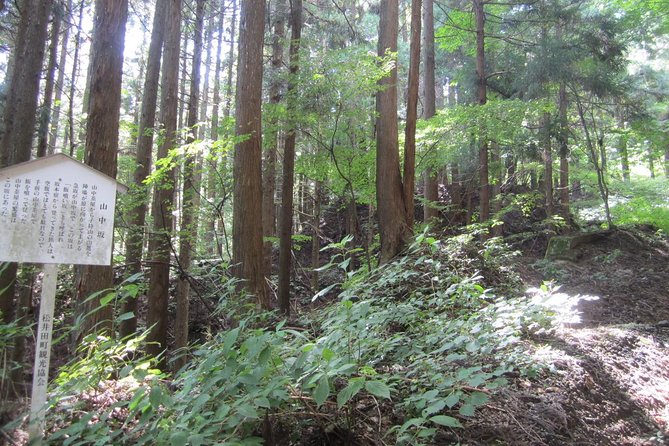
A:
75,0,129,337
120,0,167,338
263,0,287,274
277,0,303,315
422,0,438,222
146,0,181,365
0,0,52,399
376,0,411,263
403,0,421,227
204,3,224,256
175,0,205,371
474,0,489,223
232,0,270,308
36,6,61,158
558,81,570,216
48,0,72,154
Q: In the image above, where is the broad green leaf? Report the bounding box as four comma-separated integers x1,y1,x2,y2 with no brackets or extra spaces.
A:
170,432,188,446
237,403,259,419
117,311,135,321
430,415,463,428
313,375,330,407
254,397,272,408
365,380,391,399
467,391,489,406
423,399,446,416
322,348,335,361
444,392,460,409
337,379,365,408
459,403,476,417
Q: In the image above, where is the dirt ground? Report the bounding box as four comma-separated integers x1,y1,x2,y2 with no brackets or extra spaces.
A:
471,226,669,446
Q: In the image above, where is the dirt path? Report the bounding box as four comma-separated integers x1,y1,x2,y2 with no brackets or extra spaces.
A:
485,227,669,445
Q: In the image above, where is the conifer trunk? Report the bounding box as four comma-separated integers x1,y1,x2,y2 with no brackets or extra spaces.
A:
264,0,287,274
36,7,61,158
146,0,181,365
48,0,71,154
422,0,438,223
121,0,167,338
376,0,410,264
474,0,489,223
277,0,303,315
174,0,205,371
233,0,269,308
402,0,420,229
75,0,129,338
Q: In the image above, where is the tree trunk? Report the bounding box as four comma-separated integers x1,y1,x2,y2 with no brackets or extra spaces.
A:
490,142,503,236
75,0,128,339
146,0,181,366
120,0,166,339
647,142,655,178
223,0,237,120
36,7,61,158
311,180,321,290
174,0,204,371
543,112,554,217
233,0,269,308
48,0,71,154
264,0,287,275
204,4,225,256
422,0,438,223
402,0,420,229
277,0,303,316
376,0,410,264
67,0,84,156
473,0,489,224
0,0,52,354
558,81,569,217
198,9,213,141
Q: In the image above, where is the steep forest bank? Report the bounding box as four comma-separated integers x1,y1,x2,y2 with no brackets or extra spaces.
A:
3,212,668,445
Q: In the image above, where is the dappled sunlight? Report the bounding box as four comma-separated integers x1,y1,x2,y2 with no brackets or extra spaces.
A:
525,284,600,325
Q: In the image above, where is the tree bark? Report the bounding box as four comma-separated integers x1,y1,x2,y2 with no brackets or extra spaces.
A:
146,0,181,365
647,142,655,178
277,0,303,316
402,0,420,229
223,0,237,120
36,6,61,158
75,0,128,338
67,0,85,156
204,4,225,256
542,112,554,217
558,81,569,217
232,0,269,308
311,180,321,290
422,0,438,223
264,0,287,275
0,0,52,345
174,0,204,371
376,0,410,264
48,0,71,155
473,0,489,223
120,0,167,339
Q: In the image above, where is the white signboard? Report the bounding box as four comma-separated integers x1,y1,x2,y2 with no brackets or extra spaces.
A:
0,154,122,265
0,153,125,441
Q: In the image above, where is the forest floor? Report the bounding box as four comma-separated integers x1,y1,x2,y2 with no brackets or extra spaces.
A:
2,223,668,446
464,225,669,446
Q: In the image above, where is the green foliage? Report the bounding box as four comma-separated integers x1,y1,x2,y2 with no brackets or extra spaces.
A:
39,232,563,445
610,177,669,233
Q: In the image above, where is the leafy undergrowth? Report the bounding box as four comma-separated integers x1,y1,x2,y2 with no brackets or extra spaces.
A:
4,231,568,445
5,226,668,445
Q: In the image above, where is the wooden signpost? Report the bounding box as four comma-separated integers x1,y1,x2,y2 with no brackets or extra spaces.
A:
0,153,126,441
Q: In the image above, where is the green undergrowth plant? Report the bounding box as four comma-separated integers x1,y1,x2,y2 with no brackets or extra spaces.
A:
30,231,563,445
